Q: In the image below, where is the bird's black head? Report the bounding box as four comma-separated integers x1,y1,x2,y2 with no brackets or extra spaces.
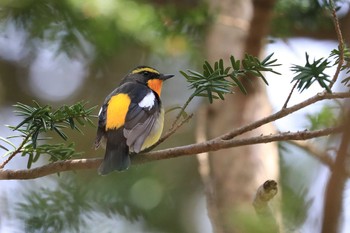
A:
122,66,174,96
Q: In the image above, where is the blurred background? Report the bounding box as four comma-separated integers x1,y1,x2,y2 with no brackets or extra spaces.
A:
0,0,349,233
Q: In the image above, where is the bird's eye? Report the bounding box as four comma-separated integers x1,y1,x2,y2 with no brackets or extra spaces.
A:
143,71,149,76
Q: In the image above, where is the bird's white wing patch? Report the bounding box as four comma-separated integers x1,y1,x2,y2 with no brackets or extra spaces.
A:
98,107,103,116
138,91,155,109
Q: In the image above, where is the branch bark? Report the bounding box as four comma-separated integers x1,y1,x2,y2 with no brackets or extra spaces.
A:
287,140,334,169
219,92,350,141
328,0,345,90
1,91,349,180
0,126,341,180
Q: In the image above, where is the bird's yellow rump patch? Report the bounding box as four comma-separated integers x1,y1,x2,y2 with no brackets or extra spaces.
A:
131,67,159,74
106,94,131,130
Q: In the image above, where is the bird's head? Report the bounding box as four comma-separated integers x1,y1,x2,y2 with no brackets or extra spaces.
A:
123,66,174,96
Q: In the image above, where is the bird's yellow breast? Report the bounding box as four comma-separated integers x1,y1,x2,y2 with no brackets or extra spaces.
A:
106,94,131,130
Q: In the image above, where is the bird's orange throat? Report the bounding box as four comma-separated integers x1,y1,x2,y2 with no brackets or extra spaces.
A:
147,79,163,96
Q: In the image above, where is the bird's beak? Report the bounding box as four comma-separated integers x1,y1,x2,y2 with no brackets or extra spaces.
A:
160,74,174,80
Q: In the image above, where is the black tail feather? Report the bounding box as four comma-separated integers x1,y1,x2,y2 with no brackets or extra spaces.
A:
98,131,130,175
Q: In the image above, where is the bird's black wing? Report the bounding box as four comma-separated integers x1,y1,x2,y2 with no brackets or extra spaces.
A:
94,103,107,149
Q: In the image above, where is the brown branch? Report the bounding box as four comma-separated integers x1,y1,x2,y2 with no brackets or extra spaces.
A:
219,92,350,141
1,92,348,180
137,126,341,162
328,0,345,90
0,134,31,169
287,140,334,168
282,81,299,109
0,158,101,180
0,126,341,180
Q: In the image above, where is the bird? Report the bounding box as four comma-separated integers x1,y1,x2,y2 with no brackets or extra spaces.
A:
94,66,174,175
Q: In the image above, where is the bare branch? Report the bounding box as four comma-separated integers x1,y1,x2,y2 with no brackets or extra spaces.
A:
282,81,299,109
287,140,334,168
0,126,341,180
220,92,350,141
138,126,341,162
328,0,345,90
0,158,101,180
0,134,31,169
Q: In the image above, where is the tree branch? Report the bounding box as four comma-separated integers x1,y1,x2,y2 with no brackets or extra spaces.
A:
219,92,350,141
0,134,31,169
0,126,341,180
282,80,299,109
1,92,349,180
287,140,334,168
328,0,344,90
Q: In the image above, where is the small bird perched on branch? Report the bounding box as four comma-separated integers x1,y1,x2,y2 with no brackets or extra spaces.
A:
94,66,174,175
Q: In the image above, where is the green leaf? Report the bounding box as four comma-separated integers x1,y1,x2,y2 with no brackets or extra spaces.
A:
188,69,205,79
291,52,331,93
180,70,191,80
75,117,85,126
181,53,279,105
3,150,13,158
0,136,16,149
306,105,337,130
219,59,224,74
204,60,214,73
54,127,68,141
207,88,213,103
68,118,75,129
27,152,34,169
32,127,42,149
228,74,247,94
230,56,240,70
0,144,9,151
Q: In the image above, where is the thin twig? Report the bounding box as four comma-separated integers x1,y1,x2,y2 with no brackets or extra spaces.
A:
0,126,342,180
287,140,334,168
0,134,31,169
328,0,344,90
171,95,194,129
282,81,299,109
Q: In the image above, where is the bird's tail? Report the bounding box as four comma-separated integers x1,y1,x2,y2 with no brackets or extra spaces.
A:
98,136,130,175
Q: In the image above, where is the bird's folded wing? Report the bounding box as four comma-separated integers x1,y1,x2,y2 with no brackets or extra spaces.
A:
124,101,159,153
